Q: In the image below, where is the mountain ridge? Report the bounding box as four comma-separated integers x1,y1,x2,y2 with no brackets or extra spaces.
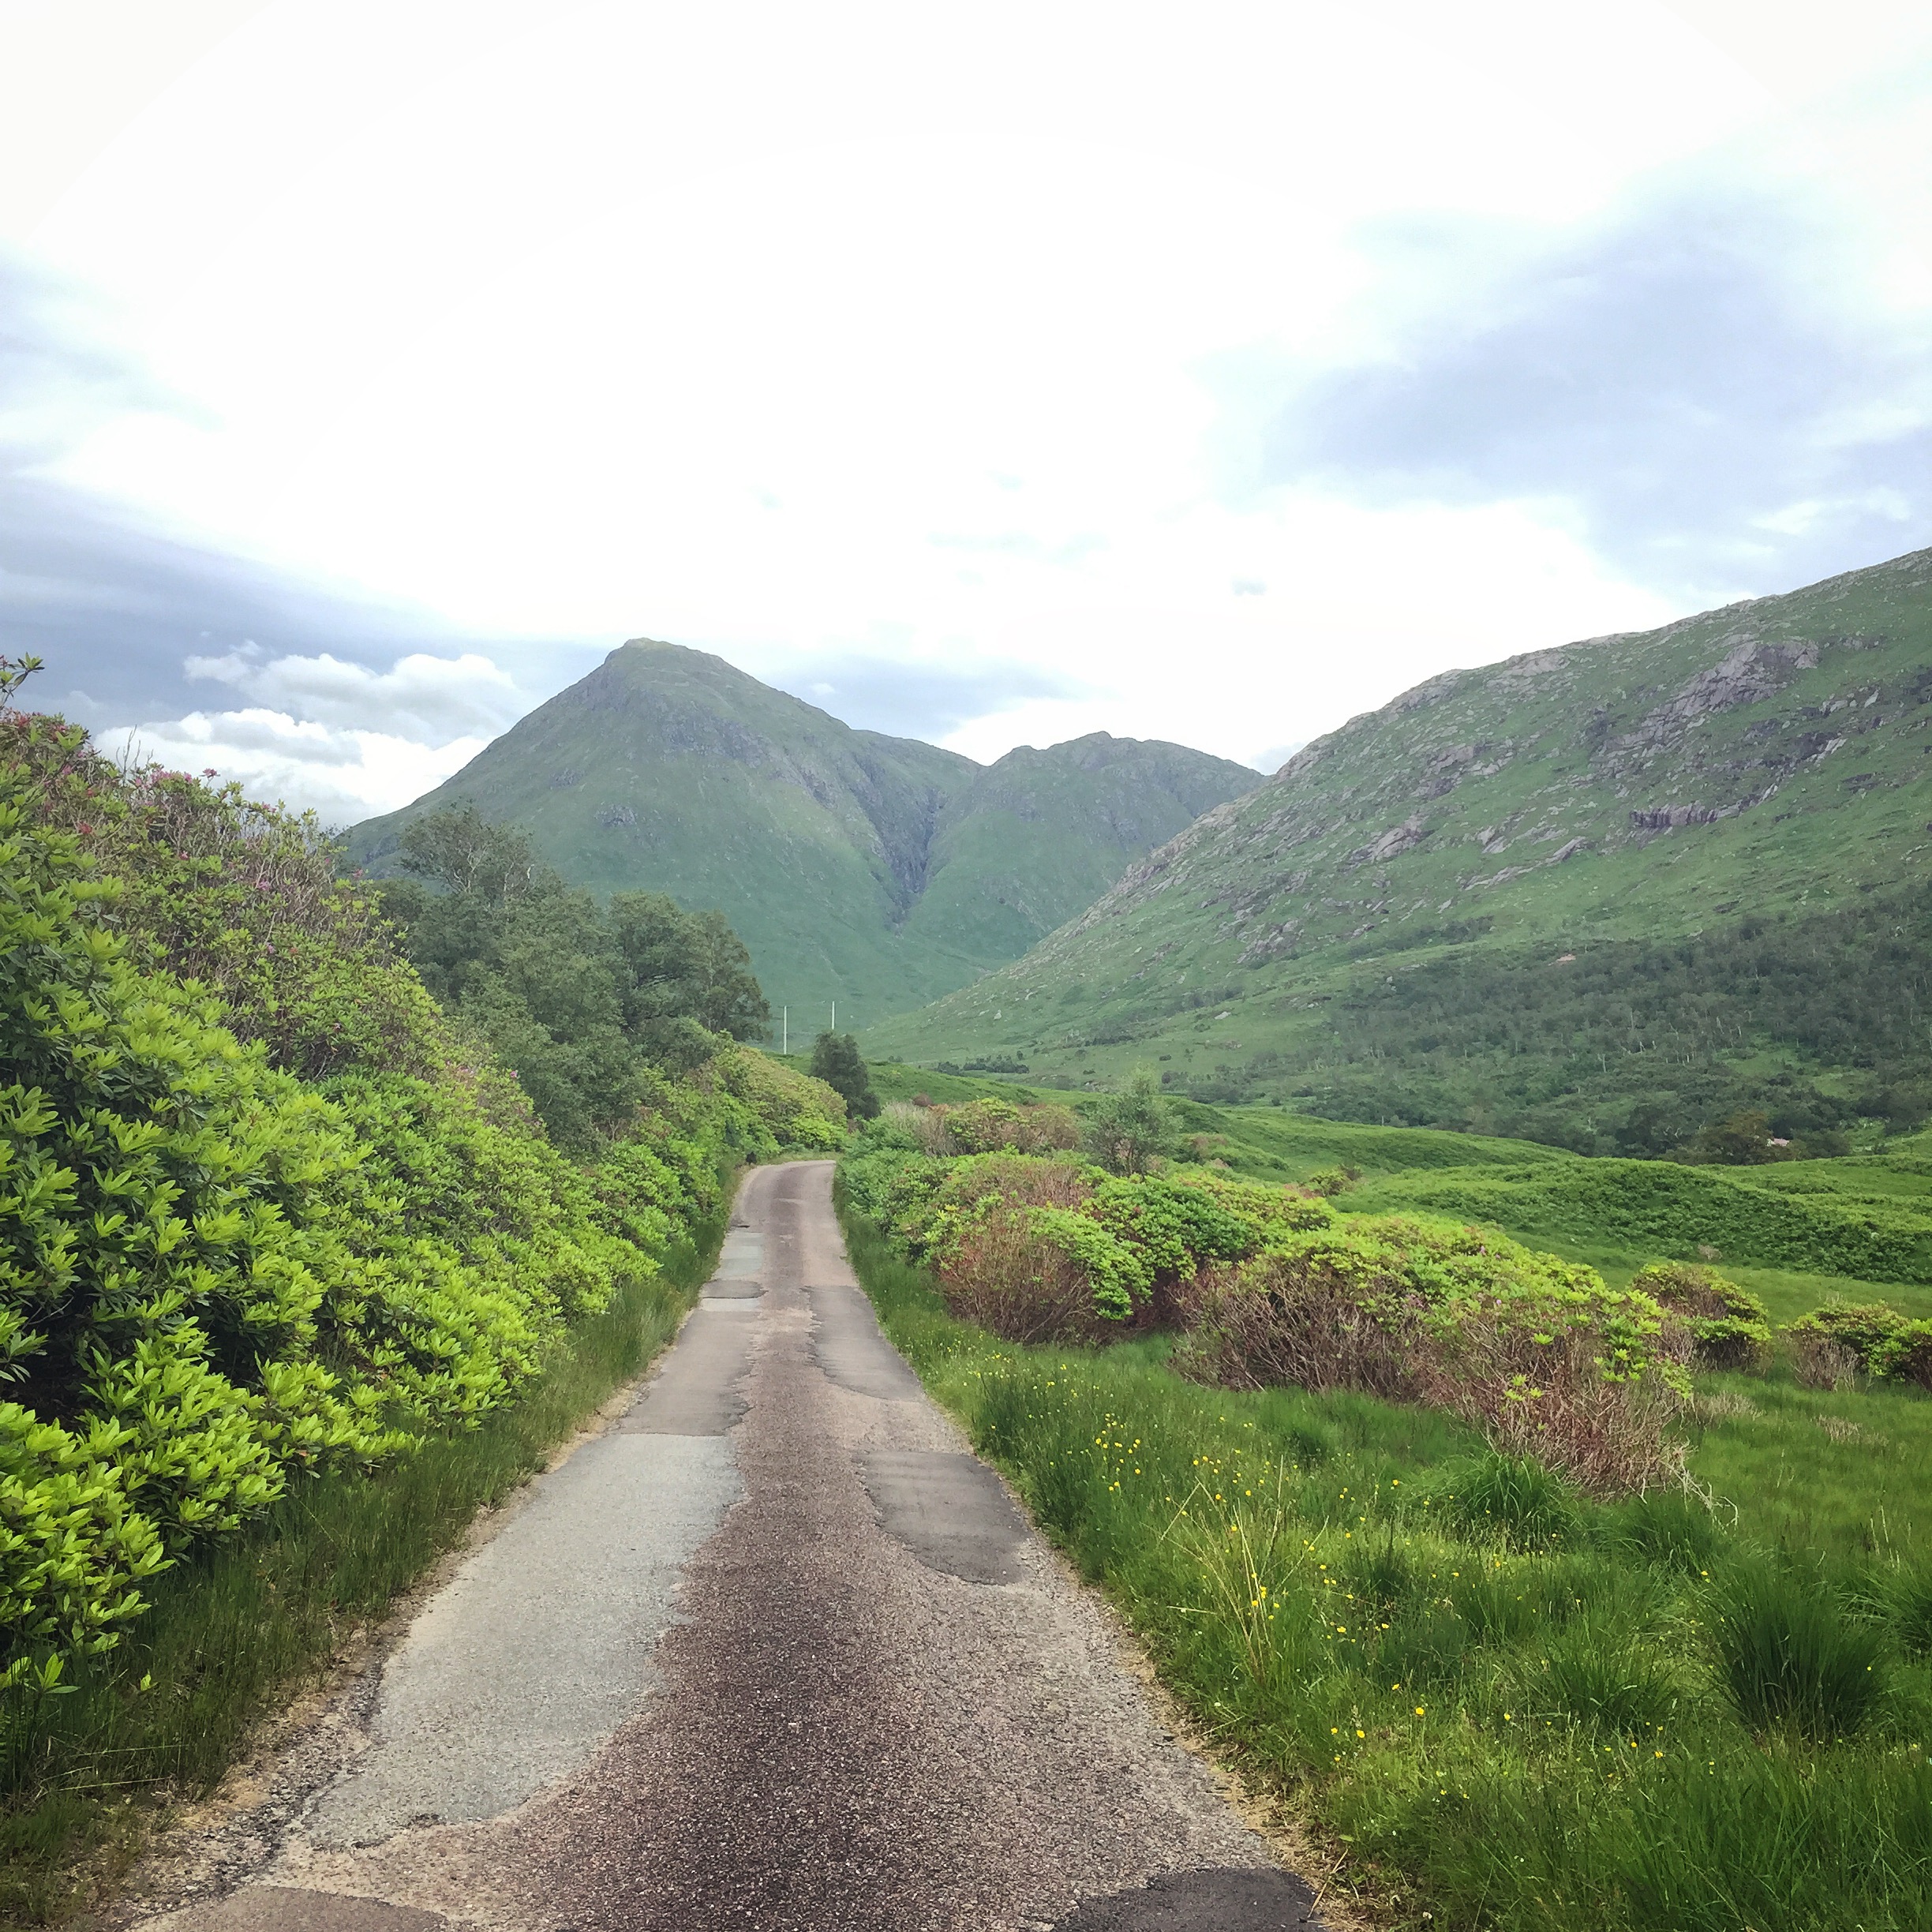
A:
870,544,1932,1148
346,639,1260,1025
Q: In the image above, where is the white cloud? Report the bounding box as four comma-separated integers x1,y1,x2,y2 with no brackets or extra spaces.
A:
1,1,1928,778
103,705,489,821
98,646,521,818
182,646,526,739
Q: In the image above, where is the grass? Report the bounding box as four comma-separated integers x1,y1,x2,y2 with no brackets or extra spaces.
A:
0,1198,730,1928
837,1196,1932,1932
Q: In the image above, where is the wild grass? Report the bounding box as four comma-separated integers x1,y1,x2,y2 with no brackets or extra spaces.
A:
0,1207,727,1928
840,1198,1932,1932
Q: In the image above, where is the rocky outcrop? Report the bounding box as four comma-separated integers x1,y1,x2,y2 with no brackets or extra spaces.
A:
1618,636,1822,754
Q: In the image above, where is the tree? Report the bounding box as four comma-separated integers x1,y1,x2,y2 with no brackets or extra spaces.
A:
608,893,769,1046
398,801,538,902
810,1032,879,1119
1685,1110,1784,1166
378,807,773,1141
1084,1070,1176,1174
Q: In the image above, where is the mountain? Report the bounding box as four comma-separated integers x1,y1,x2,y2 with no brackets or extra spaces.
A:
345,641,1259,1025
869,546,1932,1151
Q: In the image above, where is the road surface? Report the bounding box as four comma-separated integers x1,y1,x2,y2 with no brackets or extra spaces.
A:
128,1162,1322,1932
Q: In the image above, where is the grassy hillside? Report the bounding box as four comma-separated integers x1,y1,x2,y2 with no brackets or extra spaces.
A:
871,545,1932,1148
347,641,1256,1028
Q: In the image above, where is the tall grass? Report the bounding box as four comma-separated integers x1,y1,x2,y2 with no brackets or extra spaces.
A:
0,1209,726,1926
838,1194,1932,1932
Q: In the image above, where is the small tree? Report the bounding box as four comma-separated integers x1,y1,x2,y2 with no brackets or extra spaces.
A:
1084,1070,1176,1174
810,1031,879,1119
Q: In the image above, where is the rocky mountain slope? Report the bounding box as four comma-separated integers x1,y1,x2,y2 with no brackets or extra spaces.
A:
871,546,1932,1148
346,642,1257,1024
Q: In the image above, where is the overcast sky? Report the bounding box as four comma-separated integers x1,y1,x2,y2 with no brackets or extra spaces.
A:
2,0,1929,818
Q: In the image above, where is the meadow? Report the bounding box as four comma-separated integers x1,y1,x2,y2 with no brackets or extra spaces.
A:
837,1097,1932,1932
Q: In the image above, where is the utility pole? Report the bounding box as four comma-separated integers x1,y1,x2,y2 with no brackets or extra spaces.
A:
831,999,836,1033
781,1006,787,1056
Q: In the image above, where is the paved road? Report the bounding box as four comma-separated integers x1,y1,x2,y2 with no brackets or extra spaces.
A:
132,1163,1321,1932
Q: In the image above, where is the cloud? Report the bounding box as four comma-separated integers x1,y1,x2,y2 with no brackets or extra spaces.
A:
0,249,541,733
765,654,1084,743
1249,739,1305,773
99,706,489,822
183,646,526,740
1252,176,1932,597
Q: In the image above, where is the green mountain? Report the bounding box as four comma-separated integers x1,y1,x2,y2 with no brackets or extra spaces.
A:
346,640,1258,1027
870,545,1932,1151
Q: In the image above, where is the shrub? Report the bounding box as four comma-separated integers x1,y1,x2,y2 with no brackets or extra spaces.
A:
1630,1260,1772,1371
0,757,395,1684
1178,1218,1689,1492
1792,1335,1863,1391
7,717,447,1086
1302,1166,1361,1197
941,1098,1082,1155
1706,1562,1888,1739
1084,1071,1177,1174
1785,1302,1908,1373
1869,1319,1932,1390
938,1199,1125,1342
0,696,735,1687
704,1044,845,1150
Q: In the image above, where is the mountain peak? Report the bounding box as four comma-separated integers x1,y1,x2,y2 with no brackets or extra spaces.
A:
346,646,1258,1027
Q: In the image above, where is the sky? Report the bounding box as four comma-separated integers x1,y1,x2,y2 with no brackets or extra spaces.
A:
2,0,1930,818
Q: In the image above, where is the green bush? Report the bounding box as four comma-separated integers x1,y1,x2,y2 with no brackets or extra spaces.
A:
5,712,442,1085
1870,1319,1932,1390
0,703,742,1692
1630,1260,1772,1370
1785,1301,1909,1372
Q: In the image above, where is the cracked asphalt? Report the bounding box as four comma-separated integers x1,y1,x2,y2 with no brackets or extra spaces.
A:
128,1162,1322,1932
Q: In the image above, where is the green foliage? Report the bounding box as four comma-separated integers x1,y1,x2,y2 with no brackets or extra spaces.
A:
2,708,441,1084
1348,1157,1932,1282
381,805,773,1143
1631,1261,1773,1370
1301,1165,1359,1196
846,1134,1684,1486
807,1032,878,1121
0,707,741,1699
1084,1070,1177,1174
1785,1301,1910,1369
0,1210,726,1923
1871,1319,1932,1388
702,1045,847,1151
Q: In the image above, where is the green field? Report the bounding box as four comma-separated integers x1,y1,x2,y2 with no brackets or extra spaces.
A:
836,1099,1932,1931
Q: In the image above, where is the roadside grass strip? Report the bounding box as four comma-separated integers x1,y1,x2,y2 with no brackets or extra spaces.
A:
0,1208,728,1927
837,1200,1932,1932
